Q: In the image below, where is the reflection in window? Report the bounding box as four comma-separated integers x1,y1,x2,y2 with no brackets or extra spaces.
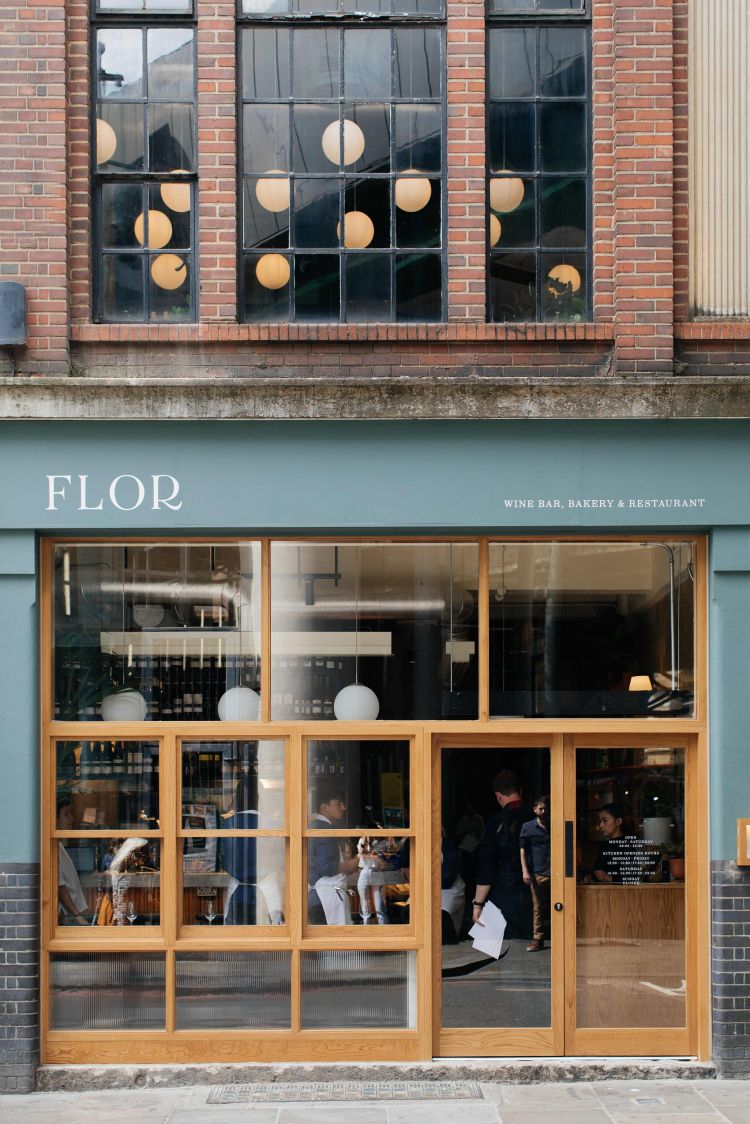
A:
182,837,285,925
306,835,410,925
488,24,589,321
270,543,479,720
240,26,444,321
488,542,695,718
56,741,160,830
94,25,196,321
307,740,409,828
53,543,261,721
57,837,161,926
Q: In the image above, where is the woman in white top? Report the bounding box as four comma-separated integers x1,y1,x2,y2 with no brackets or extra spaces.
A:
57,799,88,924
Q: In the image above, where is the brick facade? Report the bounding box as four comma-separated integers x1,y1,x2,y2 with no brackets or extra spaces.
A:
0,864,39,1094
712,862,750,1079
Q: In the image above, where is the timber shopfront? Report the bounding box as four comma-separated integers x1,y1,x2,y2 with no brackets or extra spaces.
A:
8,418,750,1071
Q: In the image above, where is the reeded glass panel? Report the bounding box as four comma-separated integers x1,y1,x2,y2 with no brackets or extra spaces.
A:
301,950,416,1027
51,953,165,1029
441,747,551,1028
576,747,686,1028
306,835,410,925
57,838,160,926
488,543,695,718
182,837,285,925
271,543,478,720
53,543,261,721
175,952,291,1028
56,740,159,830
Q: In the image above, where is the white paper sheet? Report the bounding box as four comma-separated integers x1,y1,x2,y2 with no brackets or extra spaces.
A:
468,900,507,959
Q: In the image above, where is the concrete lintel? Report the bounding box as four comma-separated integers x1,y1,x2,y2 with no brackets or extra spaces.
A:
2,376,750,421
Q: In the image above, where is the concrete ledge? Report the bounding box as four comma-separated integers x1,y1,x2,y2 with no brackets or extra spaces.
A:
3,375,750,420
36,1058,716,1092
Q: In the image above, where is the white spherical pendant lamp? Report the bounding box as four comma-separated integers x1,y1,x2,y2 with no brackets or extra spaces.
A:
337,210,375,248
256,253,290,290
96,118,117,165
134,209,173,249
333,683,380,721
395,174,432,213
160,172,191,213
101,689,148,722
547,263,582,293
489,177,525,214
321,119,365,166
150,253,187,290
490,213,502,246
255,172,290,213
218,685,260,721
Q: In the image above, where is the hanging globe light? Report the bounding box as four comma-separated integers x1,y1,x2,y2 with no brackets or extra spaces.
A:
150,253,187,290
134,210,173,250
160,172,191,213
547,263,582,294
337,210,375,248
218,685,260,721
333,683,380,721
490,177,525,214
395,174,432,213
256,253,290,290
95,118,117,165
321,119,365,166
490,213,502,247
255,172,290,213
101,689,148,722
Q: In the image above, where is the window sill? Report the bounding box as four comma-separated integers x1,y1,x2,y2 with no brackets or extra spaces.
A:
70,321,613,344
676,321,750,341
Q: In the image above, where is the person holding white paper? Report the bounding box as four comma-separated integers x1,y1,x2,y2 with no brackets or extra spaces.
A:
471,769,532,940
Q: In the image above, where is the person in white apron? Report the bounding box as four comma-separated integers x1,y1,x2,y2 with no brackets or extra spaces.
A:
308,784,359,924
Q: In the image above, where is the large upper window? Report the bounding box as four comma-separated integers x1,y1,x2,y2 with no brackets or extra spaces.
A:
239,22,445,322
487,14,590,321
93,17,197,321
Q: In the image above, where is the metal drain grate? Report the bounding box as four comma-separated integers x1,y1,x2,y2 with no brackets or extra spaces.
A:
207,1081,485,1103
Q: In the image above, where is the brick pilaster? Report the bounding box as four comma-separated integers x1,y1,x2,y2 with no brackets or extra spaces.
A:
0,864,39,1093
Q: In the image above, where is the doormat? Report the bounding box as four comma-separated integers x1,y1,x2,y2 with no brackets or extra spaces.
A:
207,1081,485,1103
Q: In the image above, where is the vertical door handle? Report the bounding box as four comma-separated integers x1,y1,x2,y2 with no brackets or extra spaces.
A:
565,820,575,878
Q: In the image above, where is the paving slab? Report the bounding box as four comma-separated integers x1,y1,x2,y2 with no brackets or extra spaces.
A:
493,1081,601,1107
277,1106,388,1124
385,1104,501,1123
491,1111,613,1124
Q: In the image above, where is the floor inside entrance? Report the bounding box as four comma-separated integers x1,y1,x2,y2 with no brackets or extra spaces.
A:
442,939,551,1027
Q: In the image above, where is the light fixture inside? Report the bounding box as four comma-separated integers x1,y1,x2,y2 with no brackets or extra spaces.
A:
256,253,290,290
628,674,653,692
337,210,375,248
160,172,191,213
321,119,365,166
255,172,290,213
547,263,582,294
395,174,432,213
96,118,117,165
490,213,502,246
490,176,525,214
151,253,187,290
134,210,173,250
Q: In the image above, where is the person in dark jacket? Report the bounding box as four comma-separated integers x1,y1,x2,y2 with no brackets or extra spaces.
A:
471,770,532,939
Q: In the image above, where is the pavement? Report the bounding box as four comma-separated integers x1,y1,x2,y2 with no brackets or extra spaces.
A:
3,1080,750,1124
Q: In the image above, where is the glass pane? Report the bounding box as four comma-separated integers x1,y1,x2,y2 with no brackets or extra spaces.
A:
540,27,587,97
541,251,587,321
346,253,391,322
53,543,262,721
293,30,339,99
488,543,695,718
149,252,192,320
344,178,390,248
183,837,285,925
244,253,290,320
394,29,441,99
102,253,145,320
489,103,534,174
576,747,686,1028
241,28,290,100
489,177,535,246
294,254,340,319
397,0,443,12
96,29,143,100
395,104,441,173
242,0,290,10
57,838,160,926
396,252,441,319
489,29,535,100
101,183,143,248
308,740,409,828
243,105,290,174
293,105,338,174
293,0,338,11
175,953,291,1029
540,103,586,173
181,740,285,829
147,28,194,100
51,953,165,1029
148,103,194,172
441,748,551,1028
56,740,159,830
396,179,440,248
294,179,340,248
245,179,290,249
96,103,145,172
271,543,479,720
344,30,390,99
541,177,586,249
301,951,416,1027
347,103,390,175
307,835,411,926
98,0,192,9
489,252,536,321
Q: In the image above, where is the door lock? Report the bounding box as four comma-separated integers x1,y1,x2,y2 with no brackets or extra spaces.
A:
554,902,563,912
